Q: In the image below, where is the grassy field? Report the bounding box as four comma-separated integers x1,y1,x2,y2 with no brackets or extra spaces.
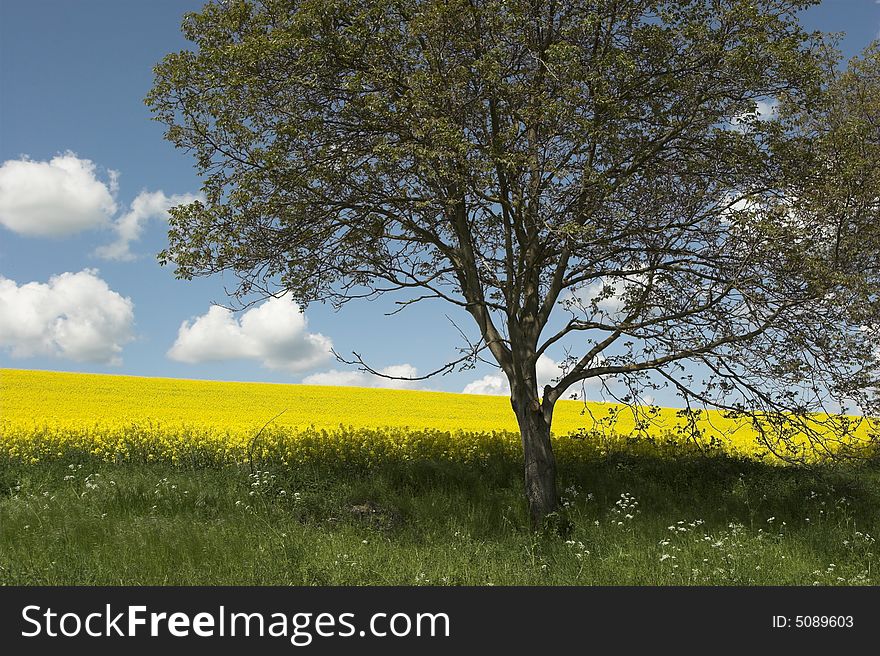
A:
1,449,877,585
1,368,878,585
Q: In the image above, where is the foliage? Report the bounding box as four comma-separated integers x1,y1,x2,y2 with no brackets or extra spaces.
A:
145,1,880,519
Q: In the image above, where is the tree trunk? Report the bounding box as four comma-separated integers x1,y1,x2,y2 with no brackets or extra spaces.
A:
512,393,559,529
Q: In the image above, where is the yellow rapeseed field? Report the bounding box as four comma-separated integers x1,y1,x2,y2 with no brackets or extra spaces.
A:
0,368,876,465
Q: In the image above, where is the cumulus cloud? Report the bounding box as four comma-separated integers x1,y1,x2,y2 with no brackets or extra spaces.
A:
720,194,760,220
564,276,650,321
462,355,568,396
729,98,778,132
0,269,134,364
302,363,420,390
0,152,118,237
95,190,201,261
0,152,199,259
754,99,778,120
167,295,332,373
461,373,508,396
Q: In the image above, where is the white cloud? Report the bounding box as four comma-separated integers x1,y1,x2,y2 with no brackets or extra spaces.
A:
0,153,199,258
754,99,778,120
729,98,778,132
719,194,762,224
301,369,369,387
0,269,134,364
0,152,118,237
167,295,332,373
462,355,568,396
462,373,509,396
95,190,201,261
302,363,420,389
564,276,647,319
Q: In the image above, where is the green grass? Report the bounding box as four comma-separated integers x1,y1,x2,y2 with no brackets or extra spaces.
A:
1,446,878,585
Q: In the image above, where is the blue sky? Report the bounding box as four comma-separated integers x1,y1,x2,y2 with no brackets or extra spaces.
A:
1,0,878,403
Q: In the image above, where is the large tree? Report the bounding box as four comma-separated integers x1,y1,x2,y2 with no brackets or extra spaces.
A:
148,0,880,526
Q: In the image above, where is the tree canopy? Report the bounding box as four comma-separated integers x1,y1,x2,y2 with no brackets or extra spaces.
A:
148,0,880,524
